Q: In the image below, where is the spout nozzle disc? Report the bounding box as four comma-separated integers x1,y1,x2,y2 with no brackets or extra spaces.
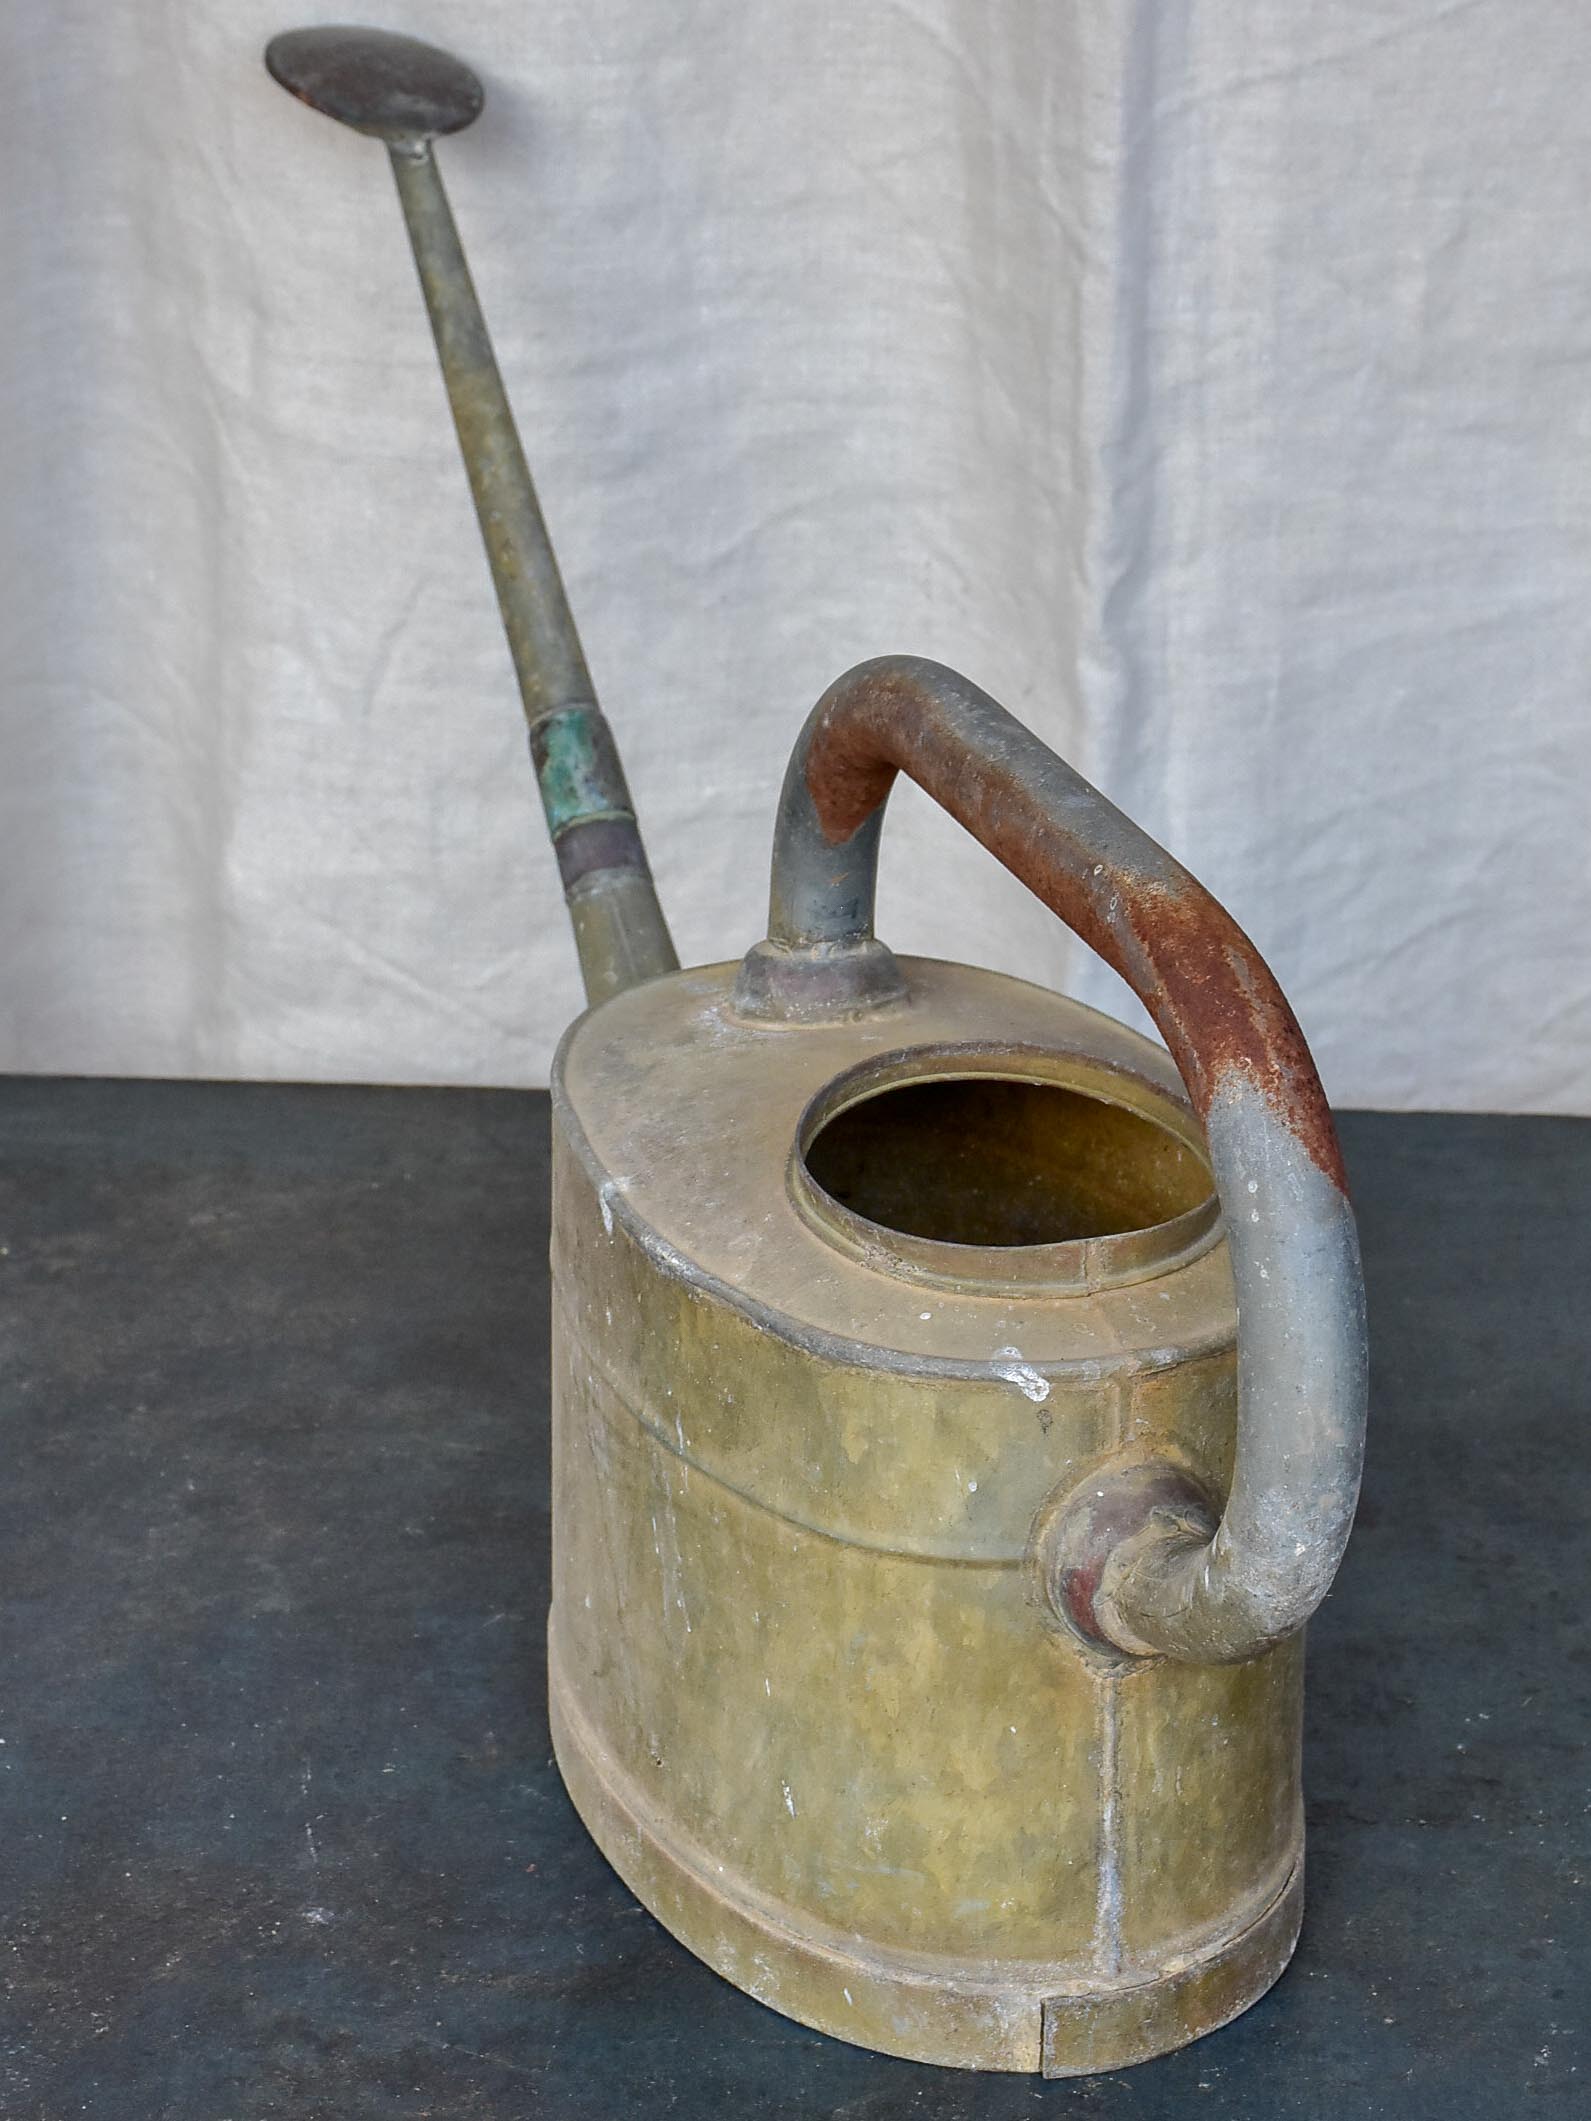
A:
265,25,484,144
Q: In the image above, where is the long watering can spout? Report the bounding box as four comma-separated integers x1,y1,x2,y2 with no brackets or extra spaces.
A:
265,25,678,1006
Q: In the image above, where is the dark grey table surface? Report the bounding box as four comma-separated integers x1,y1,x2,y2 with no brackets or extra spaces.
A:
0,1081,1585,2119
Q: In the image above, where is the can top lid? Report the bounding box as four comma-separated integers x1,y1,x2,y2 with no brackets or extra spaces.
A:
555,956,1231,1371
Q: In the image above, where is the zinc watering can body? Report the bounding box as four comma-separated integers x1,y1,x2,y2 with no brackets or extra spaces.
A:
267,29,1367,2079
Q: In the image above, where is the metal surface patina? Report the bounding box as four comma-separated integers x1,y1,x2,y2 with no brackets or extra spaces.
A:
269,26,1368,2078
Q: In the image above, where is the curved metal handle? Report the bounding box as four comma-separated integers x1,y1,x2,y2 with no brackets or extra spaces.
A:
733,656,1367,1665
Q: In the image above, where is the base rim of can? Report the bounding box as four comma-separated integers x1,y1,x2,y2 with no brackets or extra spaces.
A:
548,1630,1303,2075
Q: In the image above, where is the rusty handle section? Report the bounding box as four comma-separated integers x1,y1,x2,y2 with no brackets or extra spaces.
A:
733,655,1367,1665
387,144,677,1004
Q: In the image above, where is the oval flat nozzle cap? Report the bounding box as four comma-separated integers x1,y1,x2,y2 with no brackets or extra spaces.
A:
265,25,484,144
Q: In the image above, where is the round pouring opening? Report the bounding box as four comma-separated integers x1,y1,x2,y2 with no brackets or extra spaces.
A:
791,1046,1220,1295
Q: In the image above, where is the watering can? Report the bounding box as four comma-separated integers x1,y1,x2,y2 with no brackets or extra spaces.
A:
266,28,1368,2077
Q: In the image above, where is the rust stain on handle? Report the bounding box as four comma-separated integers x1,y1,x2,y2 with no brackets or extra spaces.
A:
801,663,1347,1194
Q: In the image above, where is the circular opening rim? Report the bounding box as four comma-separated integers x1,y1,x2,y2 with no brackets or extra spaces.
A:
789,1043,1221,1296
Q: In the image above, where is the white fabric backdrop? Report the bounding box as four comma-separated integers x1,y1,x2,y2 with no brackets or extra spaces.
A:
3,2,1587,1109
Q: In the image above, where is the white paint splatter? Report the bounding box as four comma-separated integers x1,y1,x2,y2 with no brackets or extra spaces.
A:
991,1347,1051,1404
781,1780,797,1817
598,1181,617,1236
